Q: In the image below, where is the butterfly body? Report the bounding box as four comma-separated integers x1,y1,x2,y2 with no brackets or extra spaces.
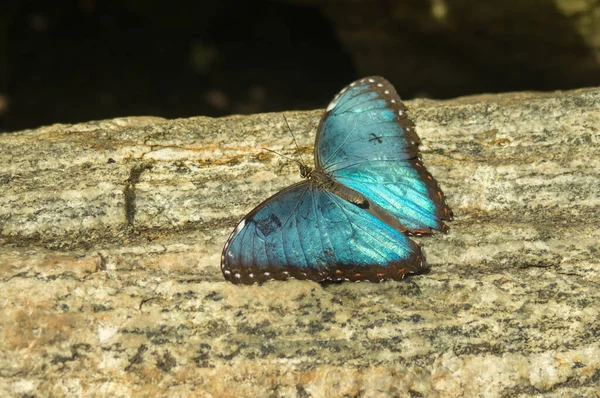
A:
221,77,452,285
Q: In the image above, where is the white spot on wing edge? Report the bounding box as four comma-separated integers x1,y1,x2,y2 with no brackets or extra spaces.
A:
326,98,338,112
234,219,246,234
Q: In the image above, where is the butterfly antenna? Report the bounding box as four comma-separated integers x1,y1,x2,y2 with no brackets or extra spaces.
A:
282,114,307,166
261,147,304,169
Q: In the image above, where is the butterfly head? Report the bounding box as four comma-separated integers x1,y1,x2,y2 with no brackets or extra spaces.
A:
298,163,312,179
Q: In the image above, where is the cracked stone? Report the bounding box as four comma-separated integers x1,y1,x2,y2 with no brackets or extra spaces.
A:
0,89,599,397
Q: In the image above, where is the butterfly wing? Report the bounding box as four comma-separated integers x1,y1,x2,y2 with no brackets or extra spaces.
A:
221,181,425,285
315,76,453,233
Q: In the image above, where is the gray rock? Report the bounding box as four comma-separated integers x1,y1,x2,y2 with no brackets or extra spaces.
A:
1,88,599,397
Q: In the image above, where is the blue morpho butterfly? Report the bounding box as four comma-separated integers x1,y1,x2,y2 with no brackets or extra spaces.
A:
221,76,453,285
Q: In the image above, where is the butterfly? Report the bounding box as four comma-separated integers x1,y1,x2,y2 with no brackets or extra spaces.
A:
221,76,453,285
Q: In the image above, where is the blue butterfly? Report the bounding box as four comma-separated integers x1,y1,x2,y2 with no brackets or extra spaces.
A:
221,77,453,284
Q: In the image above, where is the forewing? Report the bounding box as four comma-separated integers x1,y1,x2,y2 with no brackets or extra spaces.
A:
316,76,453,233
221,182,425,285
315,76,419,171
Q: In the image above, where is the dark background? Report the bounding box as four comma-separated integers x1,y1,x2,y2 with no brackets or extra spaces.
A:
1,0,599,133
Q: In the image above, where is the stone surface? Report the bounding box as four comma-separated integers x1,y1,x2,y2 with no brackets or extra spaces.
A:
1,88,599,397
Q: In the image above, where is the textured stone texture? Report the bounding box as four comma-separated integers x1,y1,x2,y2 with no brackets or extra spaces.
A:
1,88,599,397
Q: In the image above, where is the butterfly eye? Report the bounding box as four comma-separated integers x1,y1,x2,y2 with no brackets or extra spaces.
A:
299,164,312,178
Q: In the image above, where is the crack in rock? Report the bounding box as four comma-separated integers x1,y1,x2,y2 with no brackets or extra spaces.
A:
123,163,152,228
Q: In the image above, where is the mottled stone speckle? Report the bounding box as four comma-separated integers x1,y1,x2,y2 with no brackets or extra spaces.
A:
1,89,599,397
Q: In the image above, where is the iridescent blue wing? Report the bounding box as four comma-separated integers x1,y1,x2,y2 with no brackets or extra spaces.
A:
315,76,453,233
221,181,425,285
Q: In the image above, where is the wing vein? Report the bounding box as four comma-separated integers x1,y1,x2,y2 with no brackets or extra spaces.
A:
311,188,328,270
326,158,414,173
294,193,310,269
325,191,392,264
335,96,383,116
322,116,359,168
